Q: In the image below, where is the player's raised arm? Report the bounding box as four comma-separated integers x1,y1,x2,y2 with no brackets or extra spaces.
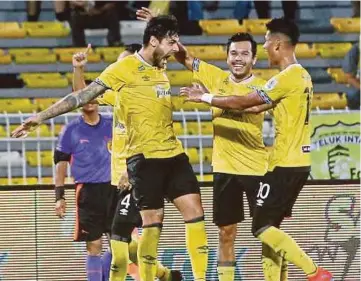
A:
174,42,194,71
72,44,91,91
10,82,107,138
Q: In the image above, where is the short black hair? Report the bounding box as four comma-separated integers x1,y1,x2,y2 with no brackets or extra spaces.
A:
143,15,179,45
266,18,300,45
125,43,142,54
226,32,257,58
85,79,93,85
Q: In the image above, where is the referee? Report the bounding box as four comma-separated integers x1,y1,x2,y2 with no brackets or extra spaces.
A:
54,100,114,281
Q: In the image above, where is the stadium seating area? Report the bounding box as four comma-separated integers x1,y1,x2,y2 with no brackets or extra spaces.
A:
0,1,359,184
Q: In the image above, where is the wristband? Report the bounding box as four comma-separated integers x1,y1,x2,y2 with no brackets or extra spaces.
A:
201,93,214,104
55,186,65,202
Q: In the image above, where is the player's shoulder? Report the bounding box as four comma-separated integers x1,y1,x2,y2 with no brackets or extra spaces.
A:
61,117,81,134
111,54,139,70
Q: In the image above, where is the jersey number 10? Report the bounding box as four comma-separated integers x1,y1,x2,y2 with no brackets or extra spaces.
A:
304,87,313,125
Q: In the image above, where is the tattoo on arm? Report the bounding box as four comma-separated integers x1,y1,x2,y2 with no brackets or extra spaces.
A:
38,82,107,122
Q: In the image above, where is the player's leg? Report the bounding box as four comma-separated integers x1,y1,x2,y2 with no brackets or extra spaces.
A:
74,183,105,281
252,169,333,280
213,173,244,281
242,175,283,281
127,154,167,281
168,153,208,281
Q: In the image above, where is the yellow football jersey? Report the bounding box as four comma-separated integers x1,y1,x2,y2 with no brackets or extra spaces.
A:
97,90,127,186
193,60,268,175
96,53,183,159
259,64,313,171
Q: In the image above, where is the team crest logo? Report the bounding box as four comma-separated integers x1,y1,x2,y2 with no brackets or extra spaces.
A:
310,120,360,180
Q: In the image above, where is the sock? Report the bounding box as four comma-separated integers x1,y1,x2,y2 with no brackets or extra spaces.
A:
217,262,235,281
110,240,129,281
262,243,282,281
156,261,171,281
185,218,208,281
258,226,317,276
87,255,103,281
137,225,162,281
280,258,288,281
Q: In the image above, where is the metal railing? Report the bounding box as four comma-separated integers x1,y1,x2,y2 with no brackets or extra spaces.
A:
0,108,356,184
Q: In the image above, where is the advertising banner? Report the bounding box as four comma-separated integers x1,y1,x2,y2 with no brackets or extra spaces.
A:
310,112,360,180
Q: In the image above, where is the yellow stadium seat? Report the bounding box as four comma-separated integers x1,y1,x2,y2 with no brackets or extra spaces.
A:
0,98,37,113
312,93,347,109
0,125,6,137
253,69,279,81
186,122,213,135
187,45,227,60
65,72,101,84
244,19,271,35
199,19,246,35
167,70,193,86
314,43,352,58
185,148,199,164
0,22,26,38
96,47,125,62
54,47,101,63
196,174,213,182
0,177,38,185
331,17,360,33
171,96,211,111
295,43,317,58
0,54,11,64
327,68,348,83
0,49,4,56
173,122,184,135
8,48,50,56
54,124,65,136
9,48,56,64
27,124,51,137
38,177,73,184
34,98,59,110
26,151,53,167
202,147,213,163
21,73,68,88
23,21,70,37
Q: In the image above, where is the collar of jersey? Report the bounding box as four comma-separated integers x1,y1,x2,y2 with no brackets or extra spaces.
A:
134,51,160,70
282,63,302,73
229,74,255,85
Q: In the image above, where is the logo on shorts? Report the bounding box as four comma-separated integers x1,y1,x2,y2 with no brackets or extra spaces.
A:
256,182,271,206
119,208,128,216
302,145,311,153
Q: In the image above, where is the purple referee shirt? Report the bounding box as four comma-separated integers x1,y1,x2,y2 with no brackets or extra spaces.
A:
56,114,112,183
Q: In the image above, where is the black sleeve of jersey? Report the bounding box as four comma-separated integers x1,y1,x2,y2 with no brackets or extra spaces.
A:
54,150,71,164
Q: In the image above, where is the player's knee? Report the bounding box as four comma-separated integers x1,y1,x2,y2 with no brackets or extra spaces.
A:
86,239,102,255
140,208,164,226
252,216,273,238
174,193,204,221
218,225,237,246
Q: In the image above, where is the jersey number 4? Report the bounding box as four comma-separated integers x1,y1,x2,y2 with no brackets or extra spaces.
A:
304,87,313,125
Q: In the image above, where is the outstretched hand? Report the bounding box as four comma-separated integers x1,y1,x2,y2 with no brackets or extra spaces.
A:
11,115,42,138
180,83,209,103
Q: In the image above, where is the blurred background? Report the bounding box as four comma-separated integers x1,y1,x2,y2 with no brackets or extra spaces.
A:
0,1,359,281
